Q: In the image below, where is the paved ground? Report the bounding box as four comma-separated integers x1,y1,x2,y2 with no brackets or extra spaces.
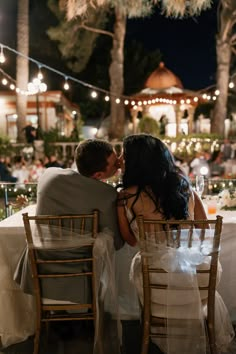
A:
0,321,235,354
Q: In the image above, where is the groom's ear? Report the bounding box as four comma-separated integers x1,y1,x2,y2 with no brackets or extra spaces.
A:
91,171,104,180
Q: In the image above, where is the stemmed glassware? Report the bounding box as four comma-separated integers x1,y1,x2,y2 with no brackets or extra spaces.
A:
195,175,205,197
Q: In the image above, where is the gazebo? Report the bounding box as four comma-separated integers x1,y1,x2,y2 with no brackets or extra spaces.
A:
130,62,202,136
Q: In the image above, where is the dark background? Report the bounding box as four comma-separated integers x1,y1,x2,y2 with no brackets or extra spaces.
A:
0,0,218,98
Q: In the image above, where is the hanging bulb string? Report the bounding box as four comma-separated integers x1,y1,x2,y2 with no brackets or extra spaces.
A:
0,67,16,83
0,42,130,99
0,42,235,102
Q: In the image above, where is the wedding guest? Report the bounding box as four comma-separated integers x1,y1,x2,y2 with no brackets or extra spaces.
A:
44,155,63,168
0,157,17,182
116,134,234,353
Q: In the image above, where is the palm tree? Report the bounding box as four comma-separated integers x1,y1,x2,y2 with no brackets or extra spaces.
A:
62,0,212,139
16,0,29,142
211,0,236,136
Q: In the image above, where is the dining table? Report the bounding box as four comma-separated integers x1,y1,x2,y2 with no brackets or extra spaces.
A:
0,204,235,348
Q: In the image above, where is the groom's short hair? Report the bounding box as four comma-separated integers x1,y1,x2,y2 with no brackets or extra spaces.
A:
75,139,114,177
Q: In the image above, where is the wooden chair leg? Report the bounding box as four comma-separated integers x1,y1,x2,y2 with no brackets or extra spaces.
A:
33,318,41,354
207,325,218,354
141,322,149,354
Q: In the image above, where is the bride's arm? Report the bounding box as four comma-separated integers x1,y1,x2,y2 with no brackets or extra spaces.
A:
117,192,137,246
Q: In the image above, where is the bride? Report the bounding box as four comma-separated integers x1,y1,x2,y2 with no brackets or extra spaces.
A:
116,133,234,353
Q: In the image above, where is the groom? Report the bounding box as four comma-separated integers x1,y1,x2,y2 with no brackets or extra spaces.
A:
36,138,123,250
15,139,123,305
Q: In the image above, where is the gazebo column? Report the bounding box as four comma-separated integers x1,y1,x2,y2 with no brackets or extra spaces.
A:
188,106,195,134
175,105,182,137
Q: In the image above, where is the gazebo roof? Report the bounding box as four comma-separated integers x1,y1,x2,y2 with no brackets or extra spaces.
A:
145,62,183,90
129,63,202,106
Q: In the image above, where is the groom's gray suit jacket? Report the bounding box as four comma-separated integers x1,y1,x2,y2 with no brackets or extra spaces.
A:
36,167,123,249
15,167,123,303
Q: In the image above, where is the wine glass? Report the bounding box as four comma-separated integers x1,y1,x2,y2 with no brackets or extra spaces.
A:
195,175,205,197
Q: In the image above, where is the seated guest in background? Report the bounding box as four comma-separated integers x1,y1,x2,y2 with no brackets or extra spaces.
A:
116,134,234,353
44,154,63,168
0,157,17,182
209,151,225,178
37,139,123,250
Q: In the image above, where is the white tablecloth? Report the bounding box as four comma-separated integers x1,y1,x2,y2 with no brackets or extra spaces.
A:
0,205,235,348
211,211,236,323
0,204,37,348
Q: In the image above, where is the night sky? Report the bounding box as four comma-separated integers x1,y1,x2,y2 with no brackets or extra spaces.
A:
127,1,218,91
0,0,218,93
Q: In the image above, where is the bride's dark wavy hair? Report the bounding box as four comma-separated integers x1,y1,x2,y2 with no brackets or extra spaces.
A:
122,134,191,220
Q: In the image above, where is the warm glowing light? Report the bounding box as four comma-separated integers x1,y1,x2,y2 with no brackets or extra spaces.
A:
124,100,129,105
64,81,70,90
91,91,97,98
2,78,7,85
193,97,198,102
37,68,43,80
115,98,120,104
200,166,209,176
215,89,220,96
105,95,110,101
10,84,15,90
0,45,6,64
229,82,234,89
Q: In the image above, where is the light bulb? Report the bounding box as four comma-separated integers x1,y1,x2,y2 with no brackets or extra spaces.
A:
105,95,110,101
64,81,69,90
0,46,5,64
37,69,43,80
91,91,97,98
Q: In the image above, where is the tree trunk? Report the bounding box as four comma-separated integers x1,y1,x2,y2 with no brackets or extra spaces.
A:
211,38,231,136
16,0,29,142
108,9,126,140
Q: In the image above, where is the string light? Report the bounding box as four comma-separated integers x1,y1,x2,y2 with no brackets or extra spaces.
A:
0,42,235,108
0,45,6,64
91,91,97,98
63,78,69,90
37,66,43,80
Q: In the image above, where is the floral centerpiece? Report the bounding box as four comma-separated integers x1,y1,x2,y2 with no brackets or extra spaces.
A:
218,190,236,210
